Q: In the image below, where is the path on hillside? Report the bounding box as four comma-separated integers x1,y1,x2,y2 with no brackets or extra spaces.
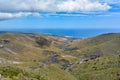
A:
4,47,18,54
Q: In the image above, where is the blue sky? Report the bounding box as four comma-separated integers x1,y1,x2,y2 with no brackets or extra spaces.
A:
0,0,120,29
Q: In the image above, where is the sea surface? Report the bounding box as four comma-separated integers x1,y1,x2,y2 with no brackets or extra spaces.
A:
0,29,120,38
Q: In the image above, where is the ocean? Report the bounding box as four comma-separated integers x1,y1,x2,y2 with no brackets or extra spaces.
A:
0,29,120,38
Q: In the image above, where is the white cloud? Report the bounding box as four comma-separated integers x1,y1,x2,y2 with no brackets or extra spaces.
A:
57,0,110,12
0,0,111,20
0,0,111,12
0,12,34,20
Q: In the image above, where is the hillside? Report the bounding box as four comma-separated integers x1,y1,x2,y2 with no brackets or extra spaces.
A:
0,32,120,80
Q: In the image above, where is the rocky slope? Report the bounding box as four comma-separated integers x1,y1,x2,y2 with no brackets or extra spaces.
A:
0,32,120,80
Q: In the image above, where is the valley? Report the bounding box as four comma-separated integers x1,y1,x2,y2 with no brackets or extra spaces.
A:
0,32,120,80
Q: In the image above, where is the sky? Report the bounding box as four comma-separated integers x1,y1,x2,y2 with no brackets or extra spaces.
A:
0,0,120,29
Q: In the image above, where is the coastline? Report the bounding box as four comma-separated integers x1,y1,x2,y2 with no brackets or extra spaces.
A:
0,28,120,38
